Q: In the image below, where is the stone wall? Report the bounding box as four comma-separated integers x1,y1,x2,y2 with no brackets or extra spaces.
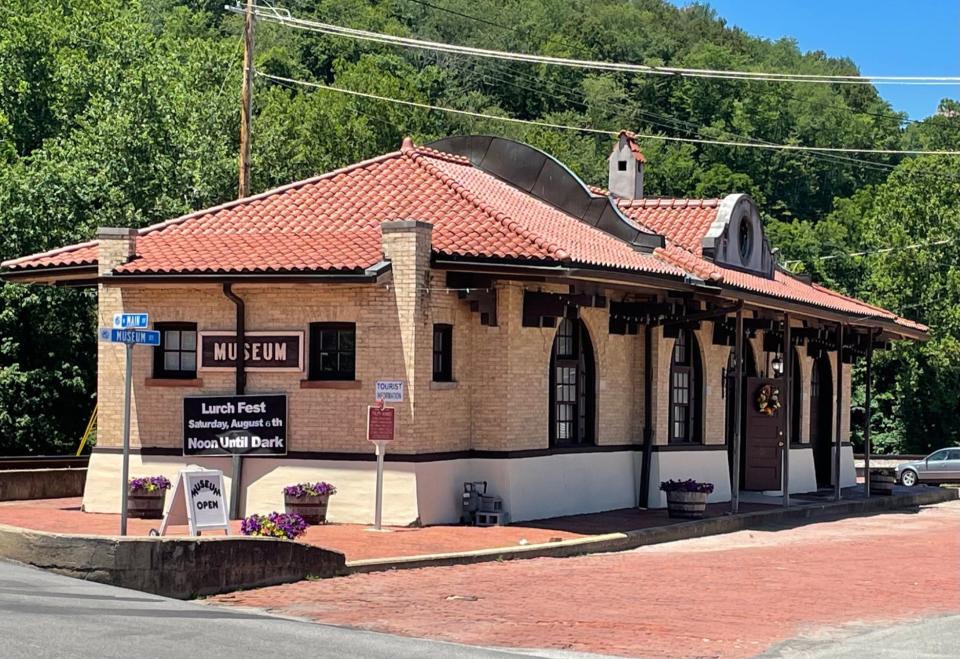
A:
0,524,346,599
0,468,86,501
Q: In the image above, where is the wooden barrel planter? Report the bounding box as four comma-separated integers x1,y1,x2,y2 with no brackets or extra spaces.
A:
285,494,330,524
666,491,709,519
127,490,166,519
869,469,896,496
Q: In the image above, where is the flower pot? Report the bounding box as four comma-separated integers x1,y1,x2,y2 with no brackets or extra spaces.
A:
666,491,709,519
869,469,896,496
127,489,166,519
284,493,330,524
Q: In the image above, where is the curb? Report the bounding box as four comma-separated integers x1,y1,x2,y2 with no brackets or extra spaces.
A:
346,487,958,574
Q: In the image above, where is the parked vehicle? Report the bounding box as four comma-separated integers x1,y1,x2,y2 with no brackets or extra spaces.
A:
896,448,960,486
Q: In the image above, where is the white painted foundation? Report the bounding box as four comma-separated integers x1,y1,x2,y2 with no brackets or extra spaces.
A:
79,444,857,526
839,444,857,488
84,449,640,526
646,450,733,508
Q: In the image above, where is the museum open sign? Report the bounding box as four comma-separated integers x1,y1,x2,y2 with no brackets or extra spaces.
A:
198,331,303,371
183,394,287,456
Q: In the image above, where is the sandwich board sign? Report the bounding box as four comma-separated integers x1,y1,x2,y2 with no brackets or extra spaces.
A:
158,468,230,536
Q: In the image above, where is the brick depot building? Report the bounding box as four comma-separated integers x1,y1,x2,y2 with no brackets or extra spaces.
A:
2,134,926,525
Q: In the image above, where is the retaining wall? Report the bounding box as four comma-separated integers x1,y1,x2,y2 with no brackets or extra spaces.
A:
0,468,87,501
0,525,346,599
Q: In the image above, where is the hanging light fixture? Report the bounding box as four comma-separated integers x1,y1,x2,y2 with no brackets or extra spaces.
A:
772,352,784,375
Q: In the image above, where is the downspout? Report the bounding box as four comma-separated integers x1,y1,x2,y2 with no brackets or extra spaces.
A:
639,323,654,508
223,283,246,519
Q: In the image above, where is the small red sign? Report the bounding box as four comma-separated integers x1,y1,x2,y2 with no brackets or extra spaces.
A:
367,405,395,442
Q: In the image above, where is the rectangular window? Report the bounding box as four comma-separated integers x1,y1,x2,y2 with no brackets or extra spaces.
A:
308,322,356,381
432,324,453,382
153,322,198,379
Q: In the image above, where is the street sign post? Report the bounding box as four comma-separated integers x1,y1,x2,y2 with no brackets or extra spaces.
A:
98,315,160,536
367,400,395,531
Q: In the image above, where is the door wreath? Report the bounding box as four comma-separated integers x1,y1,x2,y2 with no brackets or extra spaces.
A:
755,383,781,416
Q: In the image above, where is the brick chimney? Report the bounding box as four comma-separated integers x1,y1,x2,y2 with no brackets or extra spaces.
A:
96,227,138,276
607,130,645,200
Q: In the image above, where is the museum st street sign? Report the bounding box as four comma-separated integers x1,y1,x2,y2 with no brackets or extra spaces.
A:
98,312,161,536
183,394,288,456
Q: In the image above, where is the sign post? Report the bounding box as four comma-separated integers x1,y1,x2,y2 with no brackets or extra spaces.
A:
99,314,160,536
366,399,395,531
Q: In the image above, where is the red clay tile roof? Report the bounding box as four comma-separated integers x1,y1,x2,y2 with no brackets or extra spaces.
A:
0,137,925,333
2,241,99,270
3,143,684,278
618,198,720,255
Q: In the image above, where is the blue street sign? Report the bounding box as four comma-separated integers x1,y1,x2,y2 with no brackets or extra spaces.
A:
113,313,149,329
99,328,161,346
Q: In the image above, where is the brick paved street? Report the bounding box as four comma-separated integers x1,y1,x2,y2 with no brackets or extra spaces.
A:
211,500,960,658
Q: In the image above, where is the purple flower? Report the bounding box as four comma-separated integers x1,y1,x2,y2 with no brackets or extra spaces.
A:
659,478,715,494
128,475,172,493
240,512,308,540
283,481,337,498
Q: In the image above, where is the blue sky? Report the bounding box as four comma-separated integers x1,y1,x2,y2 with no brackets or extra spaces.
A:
669,0,959,120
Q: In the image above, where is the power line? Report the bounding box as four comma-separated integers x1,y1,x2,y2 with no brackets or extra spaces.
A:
256,72,960,157
416,50,907,177
403,0,920,127
233,4,960,86
782,238,954,266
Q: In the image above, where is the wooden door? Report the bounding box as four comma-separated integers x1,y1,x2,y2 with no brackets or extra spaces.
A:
744,377,785,491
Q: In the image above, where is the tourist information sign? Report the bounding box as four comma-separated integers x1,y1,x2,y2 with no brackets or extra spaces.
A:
98,313,161,536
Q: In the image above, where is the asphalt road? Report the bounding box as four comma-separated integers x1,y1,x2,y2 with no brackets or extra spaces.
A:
0,561,593,659
765,614,960,658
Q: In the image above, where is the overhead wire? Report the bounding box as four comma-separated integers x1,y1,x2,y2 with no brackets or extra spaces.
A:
256,72,960,157
231,3,960,86
403,0,921,126
781,238,954,267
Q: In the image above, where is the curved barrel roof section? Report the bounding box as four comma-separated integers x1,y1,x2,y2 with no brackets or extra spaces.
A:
427,135,664,252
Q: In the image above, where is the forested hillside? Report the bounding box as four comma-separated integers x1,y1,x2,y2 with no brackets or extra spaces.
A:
1,0,956,454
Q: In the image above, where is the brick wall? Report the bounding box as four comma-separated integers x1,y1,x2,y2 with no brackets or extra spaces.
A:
95,256,851,456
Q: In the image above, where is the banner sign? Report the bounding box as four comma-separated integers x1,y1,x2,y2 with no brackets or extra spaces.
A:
183,394,287,456
198,331,303,372
159,469,230,536
375,380,404,402
367,405,396,442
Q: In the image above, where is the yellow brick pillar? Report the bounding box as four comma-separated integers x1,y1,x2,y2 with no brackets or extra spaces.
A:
380,220,433,451
96,227,138,449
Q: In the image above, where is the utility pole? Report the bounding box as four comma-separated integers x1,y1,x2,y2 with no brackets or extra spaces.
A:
238,0,255,198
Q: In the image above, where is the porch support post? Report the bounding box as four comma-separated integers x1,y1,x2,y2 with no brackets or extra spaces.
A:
834,323,844,501
782,313,791,507
731,308,744,514
864,332,874,497
639,323,654,508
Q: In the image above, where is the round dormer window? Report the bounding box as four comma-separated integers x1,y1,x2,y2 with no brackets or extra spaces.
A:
738,216,753,262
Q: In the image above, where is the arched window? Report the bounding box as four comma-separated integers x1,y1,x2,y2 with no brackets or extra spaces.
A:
670,328,703,444
549,315,595,446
